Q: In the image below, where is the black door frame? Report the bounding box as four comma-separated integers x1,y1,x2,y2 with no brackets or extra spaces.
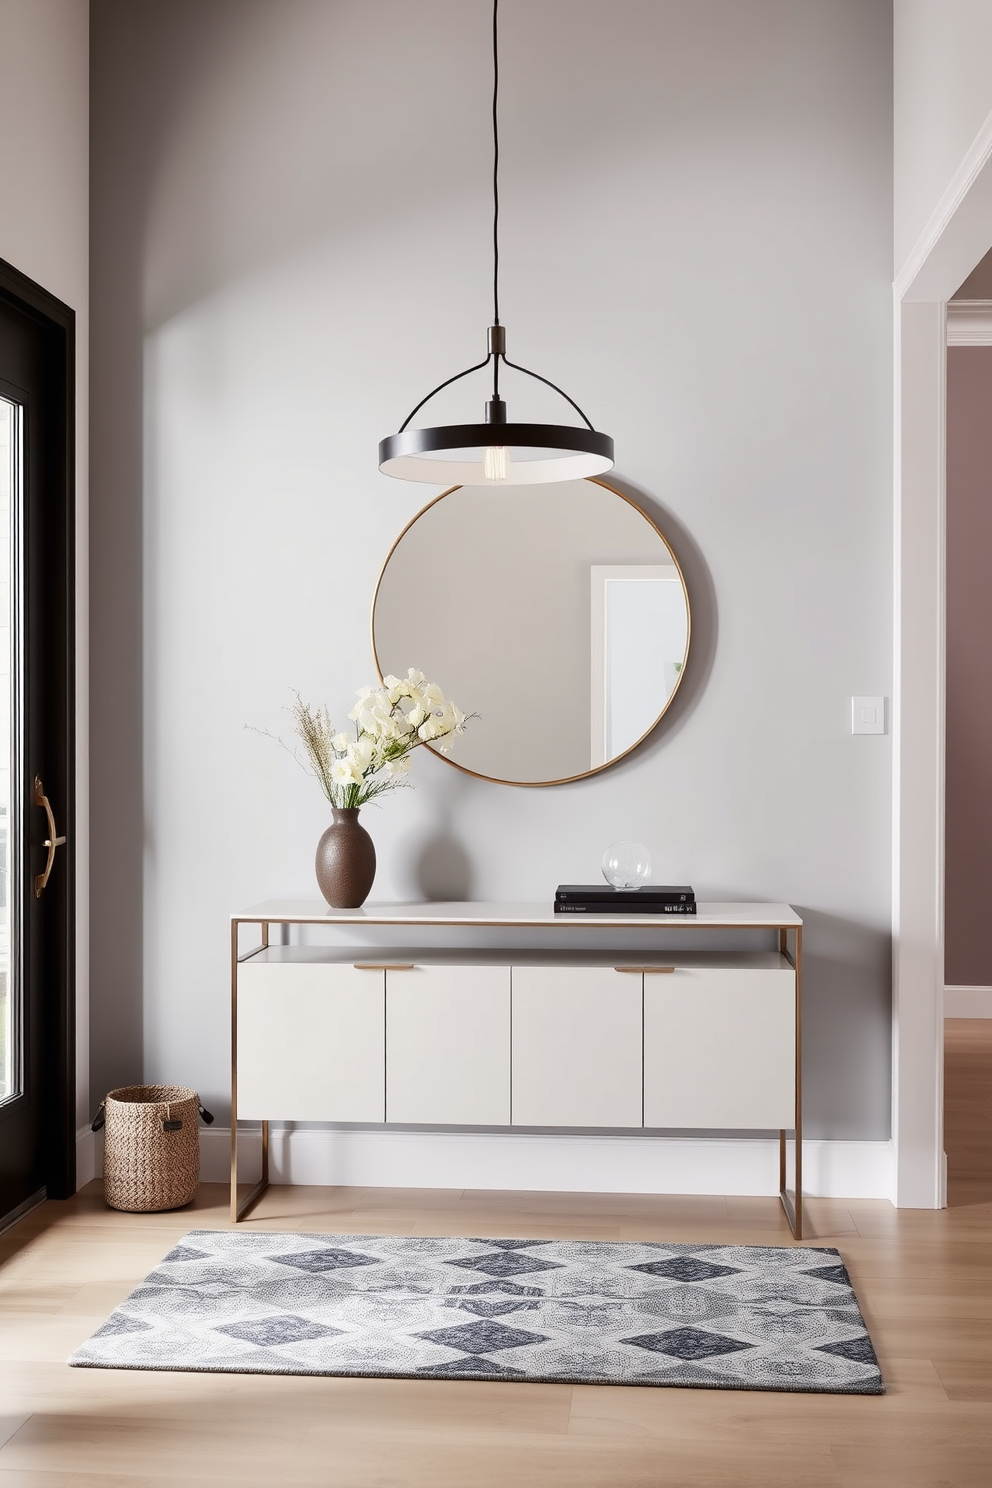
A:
0,256,75,1205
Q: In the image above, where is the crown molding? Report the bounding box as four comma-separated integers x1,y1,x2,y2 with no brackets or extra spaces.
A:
947,299,992,344
896,106,992,303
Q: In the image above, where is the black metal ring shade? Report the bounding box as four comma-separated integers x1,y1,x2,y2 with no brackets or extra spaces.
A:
378,422,614,485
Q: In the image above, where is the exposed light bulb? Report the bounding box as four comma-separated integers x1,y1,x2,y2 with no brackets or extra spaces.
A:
484,444,510,482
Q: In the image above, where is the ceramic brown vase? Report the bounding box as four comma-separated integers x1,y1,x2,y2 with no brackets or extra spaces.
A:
315,808,376,908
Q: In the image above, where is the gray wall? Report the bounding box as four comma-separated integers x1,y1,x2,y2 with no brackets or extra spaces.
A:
90,0,893,1140
894,0,992,274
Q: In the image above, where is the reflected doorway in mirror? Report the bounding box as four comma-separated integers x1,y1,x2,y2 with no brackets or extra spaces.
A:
590,566,690,768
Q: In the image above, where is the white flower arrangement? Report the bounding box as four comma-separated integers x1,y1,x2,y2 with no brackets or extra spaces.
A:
289,670,468,810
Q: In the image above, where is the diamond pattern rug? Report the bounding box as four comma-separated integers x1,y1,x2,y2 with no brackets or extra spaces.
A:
69,1231,883,1394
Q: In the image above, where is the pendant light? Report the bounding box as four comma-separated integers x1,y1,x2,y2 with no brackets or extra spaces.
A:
378,0,614,486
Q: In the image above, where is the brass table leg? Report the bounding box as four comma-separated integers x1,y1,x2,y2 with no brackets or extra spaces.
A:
233,1121,269,1222
779,1153,802,1239
778,925,803,1240
231,919,271,1223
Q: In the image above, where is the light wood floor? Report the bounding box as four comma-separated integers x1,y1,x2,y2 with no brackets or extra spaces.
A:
0,1023,989,1488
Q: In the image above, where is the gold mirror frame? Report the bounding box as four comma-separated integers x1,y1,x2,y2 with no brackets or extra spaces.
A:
371,477,691,787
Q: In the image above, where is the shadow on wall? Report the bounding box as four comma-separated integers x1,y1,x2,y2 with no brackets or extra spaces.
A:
394,784,477,902
413,823,477,901
791,906,892,1141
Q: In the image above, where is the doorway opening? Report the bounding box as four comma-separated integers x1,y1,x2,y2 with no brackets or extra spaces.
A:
942,250,992,1210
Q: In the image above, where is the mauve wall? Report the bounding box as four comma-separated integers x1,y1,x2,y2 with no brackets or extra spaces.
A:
945,346,992,987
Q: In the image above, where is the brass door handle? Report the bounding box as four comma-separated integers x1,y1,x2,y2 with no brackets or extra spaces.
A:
33,776,66,898
353,963,415,971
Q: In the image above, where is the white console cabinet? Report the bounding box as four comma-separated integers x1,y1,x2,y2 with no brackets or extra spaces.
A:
511,965,643,1129
231,901,803,1235
386,964,510,1126
643,966,796,1130
237,959,385,1123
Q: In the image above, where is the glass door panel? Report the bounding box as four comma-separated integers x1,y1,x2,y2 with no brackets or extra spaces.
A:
0,395,17,1105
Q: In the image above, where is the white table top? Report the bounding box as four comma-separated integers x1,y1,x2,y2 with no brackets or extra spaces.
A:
233,900,802,929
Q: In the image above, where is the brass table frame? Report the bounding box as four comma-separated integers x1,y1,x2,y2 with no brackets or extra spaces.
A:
230,918,270,1222
779,923,803,1239
230,906,803,1237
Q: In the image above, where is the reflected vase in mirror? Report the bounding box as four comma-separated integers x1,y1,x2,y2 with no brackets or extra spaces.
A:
372,478,689,787
315,809,377,909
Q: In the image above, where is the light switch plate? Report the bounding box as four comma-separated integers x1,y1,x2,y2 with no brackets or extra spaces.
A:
852,696,885,734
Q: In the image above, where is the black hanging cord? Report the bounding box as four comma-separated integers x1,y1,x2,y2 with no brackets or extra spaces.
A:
487,0,595,428
400,0,500,432
394,0,597,439
492,0,501,398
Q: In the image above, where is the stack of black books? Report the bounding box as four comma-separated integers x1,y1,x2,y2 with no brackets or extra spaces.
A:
554,885,696,915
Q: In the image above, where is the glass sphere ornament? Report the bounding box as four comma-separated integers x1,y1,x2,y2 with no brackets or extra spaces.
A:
601,841,652,890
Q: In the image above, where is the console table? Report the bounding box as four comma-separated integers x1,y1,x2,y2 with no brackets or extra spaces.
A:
230,901,803,1236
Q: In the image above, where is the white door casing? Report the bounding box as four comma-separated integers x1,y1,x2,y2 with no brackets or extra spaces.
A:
893,103,992,1207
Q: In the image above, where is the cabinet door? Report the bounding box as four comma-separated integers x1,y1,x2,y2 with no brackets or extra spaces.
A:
237,962,385,1121
644,967,796,1129
386,965,510,1125
511,967,643,1128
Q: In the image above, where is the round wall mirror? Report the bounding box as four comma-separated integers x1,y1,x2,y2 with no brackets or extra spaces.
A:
371,477,690,786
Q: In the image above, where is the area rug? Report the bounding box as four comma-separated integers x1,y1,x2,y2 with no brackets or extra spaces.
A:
69,1231,883,1394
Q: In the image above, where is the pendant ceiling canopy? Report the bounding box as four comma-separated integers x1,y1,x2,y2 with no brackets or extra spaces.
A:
377,0,614,486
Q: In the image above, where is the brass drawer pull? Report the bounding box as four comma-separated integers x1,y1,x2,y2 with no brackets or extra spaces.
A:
354,963,415,971
614,965,675,974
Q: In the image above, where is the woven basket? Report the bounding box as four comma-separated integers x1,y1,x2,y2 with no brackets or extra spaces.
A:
101,1084,201,1212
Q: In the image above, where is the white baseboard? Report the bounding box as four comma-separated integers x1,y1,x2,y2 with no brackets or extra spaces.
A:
945,985,992,1018
76,1122,895,1203
198,1127,895,1203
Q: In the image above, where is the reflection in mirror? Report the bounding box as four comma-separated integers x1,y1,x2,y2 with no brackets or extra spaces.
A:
372,479,689,786
591,566,688,766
